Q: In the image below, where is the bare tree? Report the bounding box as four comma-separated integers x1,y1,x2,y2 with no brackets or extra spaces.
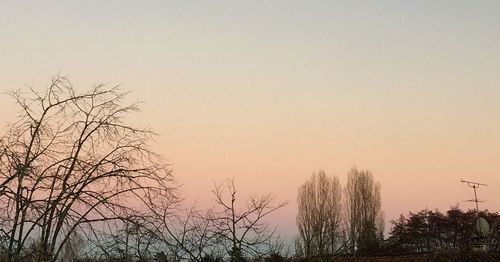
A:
107,215,161,261
141,178,287,262
152,205,222,261
344,168,384,255
211,178,287,261
0,76,177,261
296,170,343,258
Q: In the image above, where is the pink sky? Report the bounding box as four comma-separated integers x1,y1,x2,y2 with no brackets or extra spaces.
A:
1,1,500,239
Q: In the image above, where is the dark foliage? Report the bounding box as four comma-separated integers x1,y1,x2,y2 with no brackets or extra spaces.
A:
386,206,500,254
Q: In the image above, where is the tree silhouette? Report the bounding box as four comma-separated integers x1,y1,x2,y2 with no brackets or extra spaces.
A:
296,170,343,258
0,76,177,261
143,177,288,261
211,178,287,261
387,206,500,253
344,168,384,255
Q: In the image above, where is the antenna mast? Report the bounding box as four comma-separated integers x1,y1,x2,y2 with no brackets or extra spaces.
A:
461,180,487,214
461,180,490,252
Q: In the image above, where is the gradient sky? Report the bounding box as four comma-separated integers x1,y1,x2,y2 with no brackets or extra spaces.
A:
1,1,500,239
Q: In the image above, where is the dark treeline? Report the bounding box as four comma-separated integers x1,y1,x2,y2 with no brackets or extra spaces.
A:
386,207,500,254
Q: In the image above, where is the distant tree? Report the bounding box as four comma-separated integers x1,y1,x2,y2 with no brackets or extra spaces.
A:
211,178,287,262
405,209,432,252
153,205,222,261
296,170,343,258
387,206,500,253
145,178,288,262
102,216,160,261
344,168,384,255
446,206,468,250
263,252,289,262
387,215,410,253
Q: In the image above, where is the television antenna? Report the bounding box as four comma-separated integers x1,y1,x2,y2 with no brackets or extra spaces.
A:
460,180,487,214
461,180,490,250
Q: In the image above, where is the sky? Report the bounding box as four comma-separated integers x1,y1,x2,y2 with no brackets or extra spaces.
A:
1,1,500,239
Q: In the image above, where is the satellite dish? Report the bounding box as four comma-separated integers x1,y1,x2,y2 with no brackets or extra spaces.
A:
476,217,490,237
